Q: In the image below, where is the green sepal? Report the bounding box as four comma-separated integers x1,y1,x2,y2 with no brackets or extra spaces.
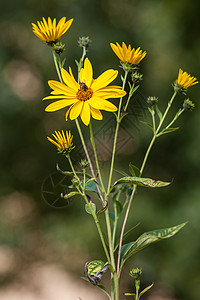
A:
85,201,96,216
111,176,171,191
121,222,187,266
129,163,141,177
63,191,81,199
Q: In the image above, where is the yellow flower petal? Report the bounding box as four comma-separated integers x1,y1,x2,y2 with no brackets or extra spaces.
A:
91,69,118,91
70,101,83,120
45,99,77,111
48,80,76,96
90,107,103,120
88,96,117,111
111,42,146,65
79,58,93,87
32,17,73,43
80,101,91,126
61,68,79,91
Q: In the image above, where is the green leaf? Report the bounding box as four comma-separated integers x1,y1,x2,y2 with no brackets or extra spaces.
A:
129,163,141,177
158,127,180,136
87,260,106,276
97,284,111,299
155,105,163,121
84,179,101,194
114,169,129,177
85,202,96,216
115,200,123,216
124,292,136,297
63,191,81,199
140,121,154,131
97,201,108,218
139,283,154,298
57,164,93,179
112,176,171,190
114,223,140,252
109,211,115,222
61,58,66,68
121,222,187,264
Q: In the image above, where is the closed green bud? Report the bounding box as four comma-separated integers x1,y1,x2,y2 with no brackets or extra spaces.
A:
183,99,195,111
78,36,91,49
129,267,142,280
52,42,65,54
80,159,89,169
147,96,158,107
131,71,143,84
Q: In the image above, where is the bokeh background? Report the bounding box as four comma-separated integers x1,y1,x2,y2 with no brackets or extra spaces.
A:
0,0,200,299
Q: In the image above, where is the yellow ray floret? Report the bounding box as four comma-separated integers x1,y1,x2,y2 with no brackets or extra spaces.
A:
43,58,126,126
177,68,198,89
32,17,73,43
47,130,73,151
110,42,147,64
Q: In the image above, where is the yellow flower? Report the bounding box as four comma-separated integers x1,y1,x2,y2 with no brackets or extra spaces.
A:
43,58,126,126
177,68,198,89
47,130,73,153
110,42,147,65
32,17,73,43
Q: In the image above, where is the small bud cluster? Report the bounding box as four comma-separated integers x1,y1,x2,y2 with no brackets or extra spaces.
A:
147,96,158,107
80,159,89,169
78,36,91,50
183,99,195,111
131,71,143,84
52,42,65,55
129,267,142,281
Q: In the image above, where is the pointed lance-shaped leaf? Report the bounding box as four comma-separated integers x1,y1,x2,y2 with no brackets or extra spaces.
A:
112,176,171,191
121,222,187,266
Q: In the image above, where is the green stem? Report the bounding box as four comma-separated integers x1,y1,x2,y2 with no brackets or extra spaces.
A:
52,50,63,83
66,154,110,264
156,91,177,134
117,185,136,276
75,119,105,206
89,122,106,194
117,91,178,276
107,70,128,195
112,190,121,249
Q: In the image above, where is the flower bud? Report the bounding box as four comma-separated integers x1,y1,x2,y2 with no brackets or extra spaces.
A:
183,99,195,111
52,42,65,54
129,267,142,280
71,176,80,187
78,36,91,49
147,96,158,107
80,159,89,169
131,71,143,84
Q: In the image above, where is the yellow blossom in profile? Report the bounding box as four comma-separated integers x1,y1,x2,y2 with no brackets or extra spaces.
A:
177,68,198,89
43,58,126,126
32,17,73,43
47,130,73,153
110,42,147,65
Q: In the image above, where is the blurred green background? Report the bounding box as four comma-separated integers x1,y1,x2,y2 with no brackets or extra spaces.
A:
0,0,200,299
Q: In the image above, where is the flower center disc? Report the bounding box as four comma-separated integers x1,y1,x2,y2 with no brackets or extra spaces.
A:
76,83,93,101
